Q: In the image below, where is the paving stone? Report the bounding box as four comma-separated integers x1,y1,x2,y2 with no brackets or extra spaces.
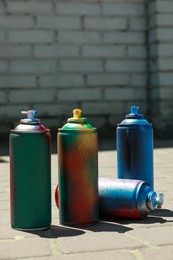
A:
0,238,52,259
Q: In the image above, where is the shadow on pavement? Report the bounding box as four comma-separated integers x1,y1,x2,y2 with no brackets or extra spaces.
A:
24,225,85,238
81,221,133,233
103,215,170,225
150,208,173,218
24,221,132,238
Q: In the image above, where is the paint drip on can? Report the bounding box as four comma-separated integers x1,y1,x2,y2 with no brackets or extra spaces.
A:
57,108,99,226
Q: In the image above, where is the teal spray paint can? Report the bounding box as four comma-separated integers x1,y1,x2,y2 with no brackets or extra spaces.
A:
10,110,51,230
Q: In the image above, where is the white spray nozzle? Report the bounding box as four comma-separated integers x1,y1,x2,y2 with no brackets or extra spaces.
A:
148,191,164,210
21,110,38,122
156,192,164,209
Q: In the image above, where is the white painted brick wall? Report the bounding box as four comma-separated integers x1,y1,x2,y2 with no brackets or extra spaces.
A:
0,91,6,104
58,31,101,44
82,45,126,58
1,0,171,137
84,17,127,30
102,3,145,16
10,60,57,73
8,30,54,43
7,1,53,13
87,74,129,86
106,60,146,73
102,32,145,44
39,74,84,88
0,62,8,72
0,16,34,29
148,0,173,135
0,32,5,43
34,44,80,58
0,75,36,88
104,88,146,101
9,89,56,103
58,88,101,101
36,16,81,30
60,60,103,73
0,45,32,58
56,3,100,16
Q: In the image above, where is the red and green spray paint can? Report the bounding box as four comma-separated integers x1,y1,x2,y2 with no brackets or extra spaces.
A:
10,110,51,230
57,108,99,226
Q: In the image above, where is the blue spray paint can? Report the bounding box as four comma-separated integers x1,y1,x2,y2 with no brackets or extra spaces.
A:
99,178,163,219
116,106,154,189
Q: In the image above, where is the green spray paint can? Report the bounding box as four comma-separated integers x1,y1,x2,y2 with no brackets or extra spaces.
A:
10,110,51,230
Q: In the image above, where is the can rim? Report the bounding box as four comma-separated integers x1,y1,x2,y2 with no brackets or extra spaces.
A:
10,129,50,134
58,128,97,133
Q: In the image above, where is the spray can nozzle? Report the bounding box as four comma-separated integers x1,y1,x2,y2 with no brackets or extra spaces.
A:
125,106,144,119
21,110,39,123
131,106,139,115
147,192,164,210
67,108,87,123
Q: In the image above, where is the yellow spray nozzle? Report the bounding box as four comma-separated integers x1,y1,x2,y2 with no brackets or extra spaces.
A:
73,109,82,119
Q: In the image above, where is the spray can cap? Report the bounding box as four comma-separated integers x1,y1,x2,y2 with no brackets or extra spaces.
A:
118,106,150,126
126,106,144,119
20,110,40,124
67,109,87,123
147,191,164,210
59,108,96,131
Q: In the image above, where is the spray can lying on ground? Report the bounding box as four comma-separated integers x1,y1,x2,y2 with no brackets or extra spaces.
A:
10,110,51,230
116,106,154,189
55,178,163,220
99,178,163,219
57,108,99,226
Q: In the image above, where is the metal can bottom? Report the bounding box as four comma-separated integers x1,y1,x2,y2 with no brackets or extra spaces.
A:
11,225,51,231
60,220,99,227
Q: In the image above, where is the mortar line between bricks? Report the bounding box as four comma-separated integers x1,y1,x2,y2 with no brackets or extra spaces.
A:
48,238,62,256
55,245,145,256
125,233,151,248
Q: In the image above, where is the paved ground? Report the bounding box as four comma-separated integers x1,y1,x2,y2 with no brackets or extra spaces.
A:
1,139,173,260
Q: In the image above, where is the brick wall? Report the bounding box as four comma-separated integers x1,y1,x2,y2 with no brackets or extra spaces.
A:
0,0,172,139
149,0,173,138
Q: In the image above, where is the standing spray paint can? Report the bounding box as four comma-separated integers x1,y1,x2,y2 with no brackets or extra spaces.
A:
117,106,154,189
58,108,99,226
10,110,51,230
99,178,163,219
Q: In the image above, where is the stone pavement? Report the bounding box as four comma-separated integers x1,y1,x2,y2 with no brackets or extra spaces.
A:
1,140,173,260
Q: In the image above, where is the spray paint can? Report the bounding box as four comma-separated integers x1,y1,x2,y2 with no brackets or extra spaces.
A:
55,178,163,220
116,106,154,189
58,108,99,226
10,110,51,230
99,178,163,219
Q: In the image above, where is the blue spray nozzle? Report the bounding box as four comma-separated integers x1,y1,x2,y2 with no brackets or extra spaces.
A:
131,106,139,115
125,106,143,119
21,110,38,122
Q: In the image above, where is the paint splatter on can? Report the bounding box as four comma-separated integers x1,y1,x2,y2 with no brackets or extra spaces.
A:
10,110,51,230
57,109,99,226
